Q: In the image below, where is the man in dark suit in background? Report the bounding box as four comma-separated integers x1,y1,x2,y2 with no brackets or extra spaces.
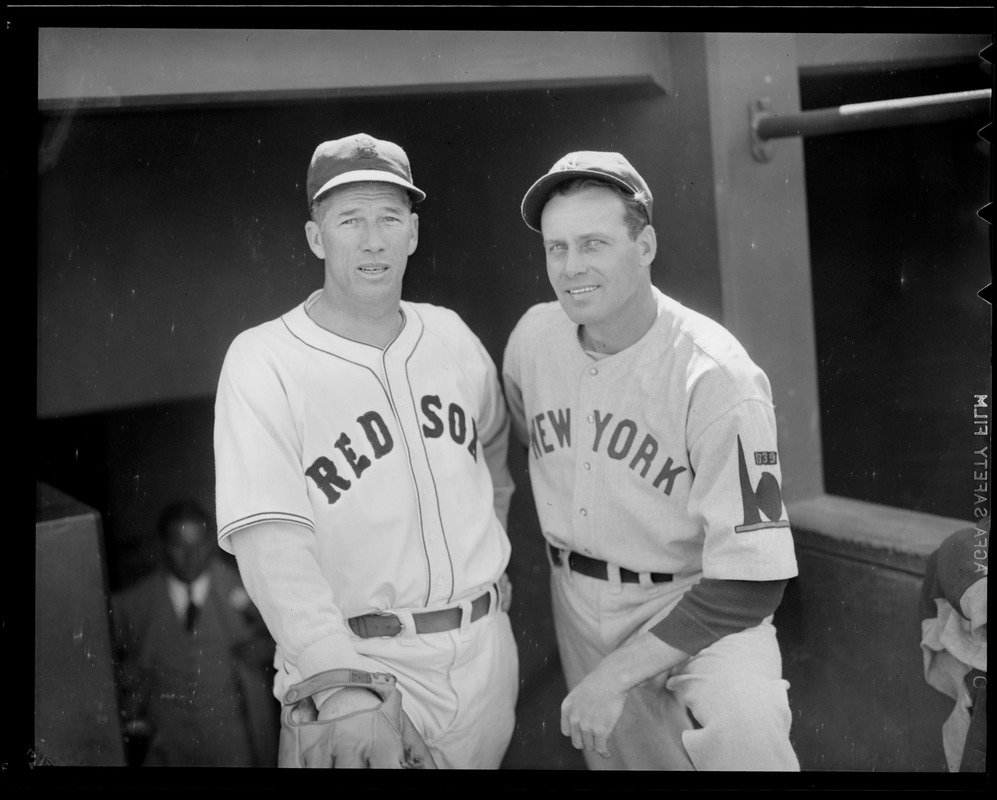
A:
111,500,280,766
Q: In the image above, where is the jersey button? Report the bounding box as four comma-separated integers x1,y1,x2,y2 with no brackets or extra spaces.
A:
583,462,591,470
587,414,594,424
589,368,598,376
579,508,587,517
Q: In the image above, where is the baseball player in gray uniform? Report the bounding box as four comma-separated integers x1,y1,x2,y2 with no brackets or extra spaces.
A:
502,150,800,770
214,133,518,768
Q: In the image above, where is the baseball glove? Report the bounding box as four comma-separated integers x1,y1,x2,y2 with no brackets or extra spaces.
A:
278,668,437,769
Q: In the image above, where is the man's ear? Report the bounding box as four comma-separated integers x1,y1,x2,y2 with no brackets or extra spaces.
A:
305,219,325,260
408,212,419,256
637,224,657,267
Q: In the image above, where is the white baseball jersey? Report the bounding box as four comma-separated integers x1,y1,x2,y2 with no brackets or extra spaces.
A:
502,286,797,582
214,290,514,698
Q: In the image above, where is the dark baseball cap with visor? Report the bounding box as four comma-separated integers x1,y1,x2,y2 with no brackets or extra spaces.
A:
307,133,426,207
520,150,652,233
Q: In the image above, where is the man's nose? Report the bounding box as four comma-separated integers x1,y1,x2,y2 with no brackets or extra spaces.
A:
362,223,387,252
563,248,587,277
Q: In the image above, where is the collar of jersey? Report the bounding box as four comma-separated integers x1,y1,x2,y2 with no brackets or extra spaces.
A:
284,290,423,364
573,289,669,370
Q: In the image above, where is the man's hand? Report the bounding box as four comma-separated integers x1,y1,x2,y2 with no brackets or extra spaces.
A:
560,665,628,759
317,687,382,720
280,669,437,768
312,686,397,769
498,573,513,612
559,630,692,759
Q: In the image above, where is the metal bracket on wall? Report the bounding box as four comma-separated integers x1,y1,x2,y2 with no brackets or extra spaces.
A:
750,88,992,164
749,97,776,163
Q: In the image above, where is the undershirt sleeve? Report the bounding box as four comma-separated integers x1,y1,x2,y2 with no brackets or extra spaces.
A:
649,578,788,656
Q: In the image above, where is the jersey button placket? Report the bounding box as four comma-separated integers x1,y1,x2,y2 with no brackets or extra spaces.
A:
384,338,451,607
574,366,600,555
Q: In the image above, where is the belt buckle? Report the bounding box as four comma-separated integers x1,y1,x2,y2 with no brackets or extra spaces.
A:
371,611,405,639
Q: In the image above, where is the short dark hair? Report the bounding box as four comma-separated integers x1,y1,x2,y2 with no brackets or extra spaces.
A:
545,178,650,239
310,182,415,224
157,500,213,541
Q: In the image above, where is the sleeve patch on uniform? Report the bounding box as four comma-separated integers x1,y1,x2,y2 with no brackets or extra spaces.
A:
735,436,790,533
754,451,778,466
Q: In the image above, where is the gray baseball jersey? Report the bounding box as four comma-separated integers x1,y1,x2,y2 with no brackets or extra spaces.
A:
502,286,798,582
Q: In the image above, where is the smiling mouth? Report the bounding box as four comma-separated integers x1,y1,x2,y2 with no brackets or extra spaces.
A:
358,264,390,275
566,285,599,295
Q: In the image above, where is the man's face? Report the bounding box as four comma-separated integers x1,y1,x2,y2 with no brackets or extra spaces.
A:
162,519,215,584
540,185,655,330
304,182,419,311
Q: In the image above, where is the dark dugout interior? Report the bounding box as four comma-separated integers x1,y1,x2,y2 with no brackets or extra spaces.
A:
801,60,991,520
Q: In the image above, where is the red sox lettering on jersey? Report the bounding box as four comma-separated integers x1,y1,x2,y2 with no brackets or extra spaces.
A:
306,399,480,504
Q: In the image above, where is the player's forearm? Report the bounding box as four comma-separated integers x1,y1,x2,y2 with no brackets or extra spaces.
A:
594,630,691,694
482,419,515,528
560,629,691,756
499,367,531,450
650,578,789,656
491,472,514,530
230,522,377,683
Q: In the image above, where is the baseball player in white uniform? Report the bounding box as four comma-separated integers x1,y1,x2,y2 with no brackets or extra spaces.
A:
502,150,800,770
214,133,519,769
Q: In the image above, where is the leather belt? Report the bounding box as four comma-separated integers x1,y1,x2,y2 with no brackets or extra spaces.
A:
348,587,493,639
549,543,673,584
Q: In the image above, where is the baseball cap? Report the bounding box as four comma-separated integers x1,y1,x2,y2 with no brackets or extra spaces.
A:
934,522,988,628
520,150,652,233
306,133,426,206
920,519,989,635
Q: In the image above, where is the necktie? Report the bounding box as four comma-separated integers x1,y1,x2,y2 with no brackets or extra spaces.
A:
185,585,199,633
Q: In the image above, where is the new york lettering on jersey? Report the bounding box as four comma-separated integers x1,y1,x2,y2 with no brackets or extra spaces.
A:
528,406,688,497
